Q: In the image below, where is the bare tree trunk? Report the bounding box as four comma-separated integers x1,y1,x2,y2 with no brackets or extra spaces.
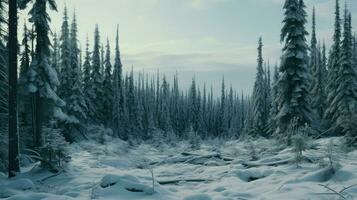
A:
8,0,20,178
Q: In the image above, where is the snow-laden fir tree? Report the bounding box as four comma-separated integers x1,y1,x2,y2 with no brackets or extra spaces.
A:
217,78,228,137
18,23,32,128
19,0,65,148
189,78,200,133
88,25,104,124
325,0,342,131
310,8,326,129
276,0,312,134
58,6,71,98
264,62,271,129
311,42,327,127
126,69,142,140
158,76,171,136
200,84,208,138
334,10,357,145
112,26,127,139
170,73,181,135
251,37,267,136
309,7,318,79
61,11,88,142
268,64,279,135
102,39,113,127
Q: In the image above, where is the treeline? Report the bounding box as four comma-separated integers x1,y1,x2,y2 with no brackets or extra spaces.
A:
251,0,357,146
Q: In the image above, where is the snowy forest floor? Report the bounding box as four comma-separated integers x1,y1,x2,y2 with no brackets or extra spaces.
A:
1,137,357,200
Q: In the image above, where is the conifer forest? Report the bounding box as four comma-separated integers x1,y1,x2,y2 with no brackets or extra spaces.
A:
0,0,357,199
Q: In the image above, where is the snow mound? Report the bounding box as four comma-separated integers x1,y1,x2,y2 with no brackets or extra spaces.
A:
234,168,274,182
93,174,172,200
5,179,34,190
0,178,34,198
100,174,153,193
183,194,212,200
299,165,340,182
5,193,74,200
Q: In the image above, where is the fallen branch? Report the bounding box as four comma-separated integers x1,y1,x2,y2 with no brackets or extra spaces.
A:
318,184,347,200
158,178,213,185
242,158,292,168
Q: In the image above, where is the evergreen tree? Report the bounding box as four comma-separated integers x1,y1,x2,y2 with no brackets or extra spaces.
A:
102,38,113,127
88,25,104,123
325,0,342,130
334,10,357,145
112,26,126,139
61,11,88,142
310,7,318,79
310,7,326,129
189,78,200,133
251,37,267,136
311,42,327,126
277,0,312,133
217,78,228,137
18,24,31,128
58,6,71,97
268,64,280,134
19,0,65,148
158,76,171,136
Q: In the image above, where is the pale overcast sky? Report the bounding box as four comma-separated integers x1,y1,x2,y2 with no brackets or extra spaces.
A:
19,0,357,94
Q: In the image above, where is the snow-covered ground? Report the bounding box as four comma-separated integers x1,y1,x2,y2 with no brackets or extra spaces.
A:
1,137,357,200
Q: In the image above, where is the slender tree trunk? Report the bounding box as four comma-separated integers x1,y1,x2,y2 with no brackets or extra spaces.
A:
8,0,20,178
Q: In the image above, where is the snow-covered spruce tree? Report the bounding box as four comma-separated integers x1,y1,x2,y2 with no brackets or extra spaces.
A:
82,36,93,118
276,0,312,134
126,69,141,140
58,6,71,98
335,11,357,146
18,23,32,131
19,0,65,148
158,76,171,137
325,0,342,133
264,63,271,130
200,84,209,138
60,11,88,142
188,78,200,133
268,64,280,135
216,78,228,137
309,7,318,80
88,25,104,124
112,26,127,139
251,37,267,136
170,73,181,136
311,42,327,128
310,8,326,130
142,75,155,140
227,85,235,137
102,39,113,127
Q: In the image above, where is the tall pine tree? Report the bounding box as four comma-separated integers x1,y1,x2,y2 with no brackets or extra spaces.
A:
276,0,312,134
